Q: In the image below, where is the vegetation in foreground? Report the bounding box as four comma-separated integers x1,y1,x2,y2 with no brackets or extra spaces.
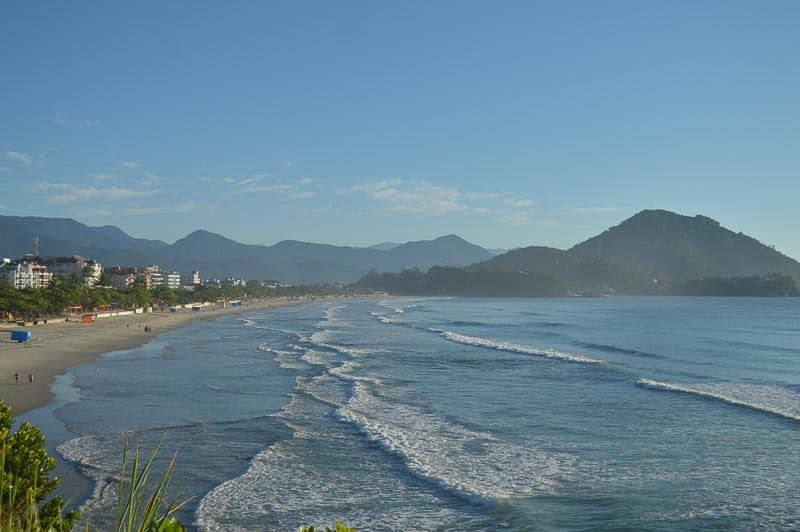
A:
1,398,356,531
0,399,78,531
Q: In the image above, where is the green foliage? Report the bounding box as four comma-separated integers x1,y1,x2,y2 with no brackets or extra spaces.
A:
669,273,800,297
112,437,190,532
299,521,356,532
357,266,567,297
1,276,352,321
0,399,79,531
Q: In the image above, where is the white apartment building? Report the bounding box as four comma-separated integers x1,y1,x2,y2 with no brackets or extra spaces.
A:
41,256,103,287
0,259,53,289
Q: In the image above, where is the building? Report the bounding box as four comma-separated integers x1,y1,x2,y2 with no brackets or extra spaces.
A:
0,258,53,289
145,265,163,287
40,255,103,287
164,271,181,290
181,270,201,287
105,266,143,288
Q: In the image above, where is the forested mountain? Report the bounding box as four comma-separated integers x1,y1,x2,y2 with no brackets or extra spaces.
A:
569,210,800,281
0,215,493,284
360,210,800,296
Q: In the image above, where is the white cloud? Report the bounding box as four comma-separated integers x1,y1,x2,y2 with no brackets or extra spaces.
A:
351,179,468,215
223,183,294,196
120,201,203,216
91,173,117,180
223,174,267,187
502,197,535,208
286,191,315,200
495,214,530,225
53,110,102,128
44,185,159,203
299,178,316,185
4,150,32,166
121,161,142,170
556,205,627,216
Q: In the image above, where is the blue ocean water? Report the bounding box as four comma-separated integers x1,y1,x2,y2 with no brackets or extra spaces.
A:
42,297,800,530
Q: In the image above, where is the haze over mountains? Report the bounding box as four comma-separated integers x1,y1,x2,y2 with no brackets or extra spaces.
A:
0,215,495,284
2,210,798,291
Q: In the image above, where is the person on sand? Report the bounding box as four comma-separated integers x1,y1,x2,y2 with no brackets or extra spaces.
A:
15,372,19,384
29,373,34,384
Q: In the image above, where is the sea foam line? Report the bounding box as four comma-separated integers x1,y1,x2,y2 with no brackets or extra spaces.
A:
337,382,574,504
638,379,800,422
430,329,601,364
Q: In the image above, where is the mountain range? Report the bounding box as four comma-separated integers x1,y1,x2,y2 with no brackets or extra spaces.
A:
2,210,798,291
0,215,495,284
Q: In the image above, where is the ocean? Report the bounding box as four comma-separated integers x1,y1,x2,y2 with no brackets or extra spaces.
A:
30,296,800,530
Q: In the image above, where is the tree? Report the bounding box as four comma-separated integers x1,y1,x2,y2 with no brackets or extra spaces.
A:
0,399,79,530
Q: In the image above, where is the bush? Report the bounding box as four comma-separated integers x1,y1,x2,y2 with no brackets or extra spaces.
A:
0,399,79,531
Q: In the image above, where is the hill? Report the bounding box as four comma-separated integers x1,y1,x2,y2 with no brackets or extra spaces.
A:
361,210,800,296
0,215,493,284
569,210,800,281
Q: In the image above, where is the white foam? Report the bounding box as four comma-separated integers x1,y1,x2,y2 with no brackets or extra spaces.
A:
638,379,800,422
197,393,477,531
369,311,401,324
431,329,601,364
338,382,575,503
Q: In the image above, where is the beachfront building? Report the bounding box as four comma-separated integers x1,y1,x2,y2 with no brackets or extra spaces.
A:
105,266,145,288
181,270,201,288
145,265,163,287
164,271,181,289
0,258,53,289
41,255,103,287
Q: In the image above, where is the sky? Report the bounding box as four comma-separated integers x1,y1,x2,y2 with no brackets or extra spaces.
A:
1,1,798,258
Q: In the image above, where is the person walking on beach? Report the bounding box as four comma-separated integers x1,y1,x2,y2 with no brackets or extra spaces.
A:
15,372,19,384
29,373,34,384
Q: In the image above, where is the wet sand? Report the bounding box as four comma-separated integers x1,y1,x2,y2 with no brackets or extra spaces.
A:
0,298,304,416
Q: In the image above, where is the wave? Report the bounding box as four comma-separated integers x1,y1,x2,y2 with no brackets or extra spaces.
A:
369,311,402,324
430,329,601,364
637,379,800,422
338,382,575,504
197,391,477,531
579,342,663,359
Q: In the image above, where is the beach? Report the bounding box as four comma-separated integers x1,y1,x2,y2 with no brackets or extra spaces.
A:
0,298,304,416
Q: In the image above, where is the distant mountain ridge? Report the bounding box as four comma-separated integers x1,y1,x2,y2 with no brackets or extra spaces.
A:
0,215,494,284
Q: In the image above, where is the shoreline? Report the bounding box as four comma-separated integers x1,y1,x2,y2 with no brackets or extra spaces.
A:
0,297,310,417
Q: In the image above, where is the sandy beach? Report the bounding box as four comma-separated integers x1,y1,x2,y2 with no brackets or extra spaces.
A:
0,297,305,416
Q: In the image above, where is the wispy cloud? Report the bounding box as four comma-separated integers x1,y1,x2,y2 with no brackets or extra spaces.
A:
91,173,117,180
52,110,102,128
4,150,32,166
350,180,468,215
33,181,159,203
0,166,14,173
119,201,203,216
502,197,535,208
284,160,296,168
556,205,628,216
121,161,142,170
286,191,316,200
223,183,294,196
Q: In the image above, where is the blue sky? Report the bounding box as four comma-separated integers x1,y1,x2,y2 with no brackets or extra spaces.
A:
1,2,798,258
